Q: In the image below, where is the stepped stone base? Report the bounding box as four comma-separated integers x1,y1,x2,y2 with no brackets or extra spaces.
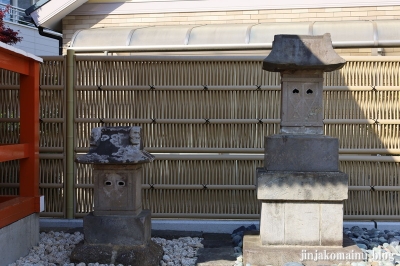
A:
70,240,163,266
71,210,159,264
243,233,364,266
83,210,151,246
259,201,344,246
264,134,339,172
257,170,348,246
257,170,348,201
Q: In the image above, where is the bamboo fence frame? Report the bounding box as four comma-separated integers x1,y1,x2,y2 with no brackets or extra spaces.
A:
0,55,399,220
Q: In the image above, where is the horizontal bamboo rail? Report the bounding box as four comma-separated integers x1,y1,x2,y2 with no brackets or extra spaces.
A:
40,147,63,153
148,154,399,162
0,85,64,90
344,56,400,61
0,118,64,123
339,149,400,154
0,183,19,188
74,147,400,155
75,85,280,91
339,155,400,162
75,55,266,61
39,183,63,188
325,119,400,125
70,184,400,191
72,85,400,91
71,54,400,62
74,184,257,190
74,118,281,124
73,118,400,124
39,154,64,159
348,186,400,191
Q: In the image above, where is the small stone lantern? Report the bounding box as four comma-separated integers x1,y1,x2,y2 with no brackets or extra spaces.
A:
70,126,163,266
243,34,363,265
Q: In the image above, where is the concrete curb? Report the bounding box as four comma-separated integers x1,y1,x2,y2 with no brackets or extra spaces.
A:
40,219,399,234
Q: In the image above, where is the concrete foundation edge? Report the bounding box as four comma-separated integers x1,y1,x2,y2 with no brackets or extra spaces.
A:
39,218,399,233
0,213,39,265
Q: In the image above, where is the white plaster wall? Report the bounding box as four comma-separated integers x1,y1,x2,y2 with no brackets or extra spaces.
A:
4,21,60,56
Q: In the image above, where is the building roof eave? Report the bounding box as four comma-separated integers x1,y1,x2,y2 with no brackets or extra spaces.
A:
27,0,88,33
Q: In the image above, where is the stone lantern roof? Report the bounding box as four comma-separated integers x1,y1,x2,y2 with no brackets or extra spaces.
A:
263,33,346,72
76,126,154,164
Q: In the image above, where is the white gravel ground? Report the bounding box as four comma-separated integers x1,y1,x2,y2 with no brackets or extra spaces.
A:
8,231,203,266
9,226,400,266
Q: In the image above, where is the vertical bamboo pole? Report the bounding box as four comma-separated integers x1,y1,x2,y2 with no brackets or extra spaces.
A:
66,49,75,218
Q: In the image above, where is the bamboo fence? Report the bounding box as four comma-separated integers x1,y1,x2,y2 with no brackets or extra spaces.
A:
0,55,399,219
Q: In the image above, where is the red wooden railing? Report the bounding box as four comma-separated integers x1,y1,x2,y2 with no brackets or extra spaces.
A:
0,43,42,228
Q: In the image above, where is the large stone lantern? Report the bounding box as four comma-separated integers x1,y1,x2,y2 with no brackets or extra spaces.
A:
243,34,363,265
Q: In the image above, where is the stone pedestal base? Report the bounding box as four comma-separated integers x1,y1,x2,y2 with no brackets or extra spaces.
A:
260,201,344,246
83,210,151,246
257,170,348,246
243,233,364,266
70,240,163,266
264,134,339,172
71,210,161,265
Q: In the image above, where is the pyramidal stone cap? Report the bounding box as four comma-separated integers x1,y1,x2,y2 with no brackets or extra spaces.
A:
263,33,346,72
76,126,154,164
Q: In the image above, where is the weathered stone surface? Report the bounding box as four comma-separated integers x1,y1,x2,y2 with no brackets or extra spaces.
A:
263,134,339,172
259,202,284,245
72,125,157,264
280,72,324,134
83,210,151,246
259,201,345,246
257,170,348,201
263,34,346,72
93,164,143,216
243,234,364,266
284,203,320,245
76,126,154,164
251,33,348,257
70,240,163,265
320,203,344,246
71,242,113,263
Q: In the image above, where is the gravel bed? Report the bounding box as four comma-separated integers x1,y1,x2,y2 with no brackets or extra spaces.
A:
8,226,400,266
8,231,203,266
344,226,400,266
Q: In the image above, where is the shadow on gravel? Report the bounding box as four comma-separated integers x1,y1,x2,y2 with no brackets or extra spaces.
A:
196,233,237,266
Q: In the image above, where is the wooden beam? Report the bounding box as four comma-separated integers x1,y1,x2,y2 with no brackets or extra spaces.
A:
0,196,18,203
0,47,30,75
0,144,30,162
19,60,40,198
0,197,35,228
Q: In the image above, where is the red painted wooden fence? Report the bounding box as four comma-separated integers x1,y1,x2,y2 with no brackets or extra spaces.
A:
0,43,42,228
